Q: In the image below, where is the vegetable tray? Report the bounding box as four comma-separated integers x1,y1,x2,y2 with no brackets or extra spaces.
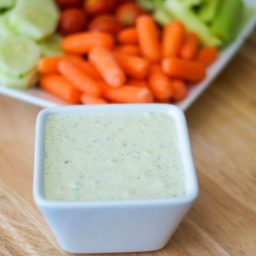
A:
0,0,255,111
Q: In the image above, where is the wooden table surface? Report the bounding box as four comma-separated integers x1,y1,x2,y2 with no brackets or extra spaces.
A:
1,32,256,256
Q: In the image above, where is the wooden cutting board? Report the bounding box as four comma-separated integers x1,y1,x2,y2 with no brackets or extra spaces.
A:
1,33,256,256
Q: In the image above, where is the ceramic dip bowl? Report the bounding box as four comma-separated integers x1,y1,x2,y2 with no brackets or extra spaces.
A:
33,104,198,253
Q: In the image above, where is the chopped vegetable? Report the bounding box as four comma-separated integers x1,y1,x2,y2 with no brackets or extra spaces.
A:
171,79,188,101
114,52,150,79
0,0,15,10
117,28,138,44
67,57,103,81
179,32,199,60
89,46,126,87
83,0,117,15
102,84,154,103
0,35,40,77
197,47,218,67
162,57,206,83
198,0,220,23
117,45,141,56
0,68,38,89
61,31,114,53
37,56,63,74
40,74,81,103
180,0,203,8
9,0,59,40
81,94,108,104
129,79,148,88
58,59,102,96
136,15,160,62
0,12,16,36
148,65,174,101
115,2,144,27
137,0,155,11
37,55,82,74
58,8,87,35
210,0,244,45
153,8,173,26
162,21,186,58
88,15,121,36
56,0,82,9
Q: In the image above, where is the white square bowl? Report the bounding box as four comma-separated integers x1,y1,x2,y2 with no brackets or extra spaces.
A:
33,104,198,253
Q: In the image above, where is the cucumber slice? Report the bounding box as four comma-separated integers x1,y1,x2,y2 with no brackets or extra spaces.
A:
0,35,41,77
39,34,63,57
0,68,38,89
0,0,15,10
0,13,16,36
9,0,59,41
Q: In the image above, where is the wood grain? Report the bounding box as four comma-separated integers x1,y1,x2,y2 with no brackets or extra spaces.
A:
1,33,256,256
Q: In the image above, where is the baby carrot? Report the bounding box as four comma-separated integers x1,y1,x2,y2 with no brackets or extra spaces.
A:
136,15,160,62
148,66,173,101
197,47,218,67
171,79,188,101
81,94,108,104
162,21,186,58
58,60,102,97
179,32,199,60
117,28,138,44
116,45,141,56
61,32,114,54
40,74,81,103
37,55,86,74
67,57,103,81
89,46,126,87
157,99,171,103
114,52,150,79
102,84,153,103
162,57,206,83
129,79,148,87
37,56,63,74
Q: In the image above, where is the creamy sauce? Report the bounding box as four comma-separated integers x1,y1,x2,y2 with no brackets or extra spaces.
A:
43,112,186,201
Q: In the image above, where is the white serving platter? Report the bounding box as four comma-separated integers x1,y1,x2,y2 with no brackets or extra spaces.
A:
0,0,256,111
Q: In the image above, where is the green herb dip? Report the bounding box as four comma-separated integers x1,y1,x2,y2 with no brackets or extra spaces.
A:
43,112,186,201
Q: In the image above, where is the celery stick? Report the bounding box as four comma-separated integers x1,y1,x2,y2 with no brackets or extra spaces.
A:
152,0,173,26
180,0,203,8
136,0,155,10
164,0,221,46
198,0,220,23
210,0,244,44
154,8,173,26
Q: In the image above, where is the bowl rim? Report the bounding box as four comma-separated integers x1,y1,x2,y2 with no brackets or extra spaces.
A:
33,104,199,208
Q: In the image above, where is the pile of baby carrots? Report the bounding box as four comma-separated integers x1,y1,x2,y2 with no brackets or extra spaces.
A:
38,15,218,104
